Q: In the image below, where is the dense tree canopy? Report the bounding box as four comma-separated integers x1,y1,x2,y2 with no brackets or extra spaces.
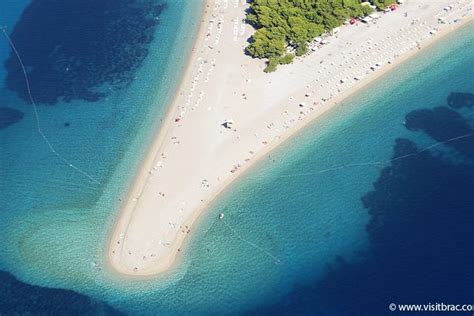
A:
371,0,397,10
246,0,395,72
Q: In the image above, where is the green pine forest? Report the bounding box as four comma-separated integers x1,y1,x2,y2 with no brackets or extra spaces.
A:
245,0,397,72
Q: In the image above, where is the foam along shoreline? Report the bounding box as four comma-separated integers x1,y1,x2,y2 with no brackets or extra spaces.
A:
108,0,473,276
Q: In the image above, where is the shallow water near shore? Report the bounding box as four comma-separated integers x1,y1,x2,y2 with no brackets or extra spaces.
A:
1,1,473,315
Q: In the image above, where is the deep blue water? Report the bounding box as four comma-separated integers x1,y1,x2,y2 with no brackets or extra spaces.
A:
247,94,474,316
0,0,473,315
0,270,123,315
4,0,167,105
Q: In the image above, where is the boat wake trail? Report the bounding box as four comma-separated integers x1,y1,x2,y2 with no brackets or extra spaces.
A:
1,26,101,185
220,217,282,265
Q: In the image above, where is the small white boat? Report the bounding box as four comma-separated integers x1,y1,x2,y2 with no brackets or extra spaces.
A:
219,213,225,220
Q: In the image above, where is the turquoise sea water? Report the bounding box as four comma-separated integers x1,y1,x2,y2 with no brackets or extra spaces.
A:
1,1,473,315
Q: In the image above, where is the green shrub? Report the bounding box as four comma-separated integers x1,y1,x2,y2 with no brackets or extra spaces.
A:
264,58,279,73
279,54,295,65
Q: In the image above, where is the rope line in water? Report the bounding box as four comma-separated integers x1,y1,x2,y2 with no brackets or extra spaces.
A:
1,26,101,185
221,134,472,266
3,24,471,186
249,133,474,180
220,218,282,265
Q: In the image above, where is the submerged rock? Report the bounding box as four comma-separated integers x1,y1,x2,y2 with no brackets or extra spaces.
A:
447,92,474,109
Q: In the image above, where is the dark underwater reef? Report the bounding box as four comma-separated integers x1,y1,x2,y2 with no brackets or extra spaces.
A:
0,107,24,129
0,271,123,315
246,92,474,316
4,0,166,105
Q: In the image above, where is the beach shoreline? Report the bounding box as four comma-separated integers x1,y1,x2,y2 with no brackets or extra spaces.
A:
107,0,473,277
104,0,213,276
